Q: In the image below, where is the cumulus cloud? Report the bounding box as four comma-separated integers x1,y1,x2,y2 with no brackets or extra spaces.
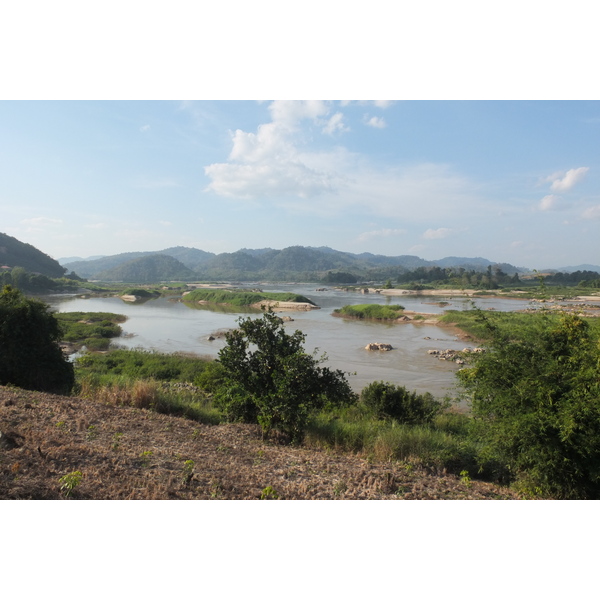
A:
539,194,560,211
358,228,406,242
322,112,349,135
205,100,341,199
423,227,453,240
204,101,479,221
365,116,386,129
549,167,589,192
140,124,151,132
583,205,600,219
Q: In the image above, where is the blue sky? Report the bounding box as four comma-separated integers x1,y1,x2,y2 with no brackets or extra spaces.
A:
1,100,598,269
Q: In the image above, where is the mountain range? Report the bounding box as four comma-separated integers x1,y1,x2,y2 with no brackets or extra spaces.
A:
62,245,530,282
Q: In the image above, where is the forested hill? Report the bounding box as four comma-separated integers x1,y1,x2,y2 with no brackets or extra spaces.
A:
64,245,527,282
0,232,66,277
95,255,197,282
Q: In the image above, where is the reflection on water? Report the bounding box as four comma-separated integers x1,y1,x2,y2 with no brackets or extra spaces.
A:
47,286,534,399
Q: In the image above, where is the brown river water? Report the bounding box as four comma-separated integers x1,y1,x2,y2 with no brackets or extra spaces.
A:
47,285,535,399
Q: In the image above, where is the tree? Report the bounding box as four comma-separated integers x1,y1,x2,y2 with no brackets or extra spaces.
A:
457,310,600,498
216,309,356,442
0,285,74,394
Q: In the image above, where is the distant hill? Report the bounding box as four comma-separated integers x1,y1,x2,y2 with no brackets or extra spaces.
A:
65,243,527,283
0,232,66,277
95,254,197,282
63,246,215,278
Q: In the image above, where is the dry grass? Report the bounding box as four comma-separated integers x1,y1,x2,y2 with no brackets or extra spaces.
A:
0,385,522,500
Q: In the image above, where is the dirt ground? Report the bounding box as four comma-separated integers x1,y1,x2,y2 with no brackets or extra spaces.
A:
0,385,521,500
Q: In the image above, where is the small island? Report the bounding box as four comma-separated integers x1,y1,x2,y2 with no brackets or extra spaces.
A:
181,289,318,311
333,304,406,321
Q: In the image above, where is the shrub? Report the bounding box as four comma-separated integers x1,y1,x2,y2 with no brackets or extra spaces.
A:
0,285,74,394
216,309,357,442
360,381,443,424
457,311,600,498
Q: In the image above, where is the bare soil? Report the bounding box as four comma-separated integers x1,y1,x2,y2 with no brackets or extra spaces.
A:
0,385,521,500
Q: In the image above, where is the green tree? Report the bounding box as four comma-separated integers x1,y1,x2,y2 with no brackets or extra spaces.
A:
216,309,356,442
0,285,74,394
457,310,600,498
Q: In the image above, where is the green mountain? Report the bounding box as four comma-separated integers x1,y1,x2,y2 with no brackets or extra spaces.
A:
66,244,526,283
63,246,215,278
94,254,197,282
0,232,66,277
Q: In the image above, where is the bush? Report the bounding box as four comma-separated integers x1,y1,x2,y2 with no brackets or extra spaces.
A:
0,285,74,394
360,381,443,424
457,311,600,498
216,309,357,442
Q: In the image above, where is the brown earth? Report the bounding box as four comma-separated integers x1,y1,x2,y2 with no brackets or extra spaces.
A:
0,385,521,500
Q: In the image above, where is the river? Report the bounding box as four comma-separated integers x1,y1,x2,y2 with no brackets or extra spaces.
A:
47,286,534,399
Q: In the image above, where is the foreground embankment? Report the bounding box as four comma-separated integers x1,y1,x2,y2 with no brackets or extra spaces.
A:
0,385,520,500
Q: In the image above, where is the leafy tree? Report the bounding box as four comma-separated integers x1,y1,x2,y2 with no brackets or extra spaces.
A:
457,310,600,498
216,309,357,442
360,381,443,423
0,285,74,394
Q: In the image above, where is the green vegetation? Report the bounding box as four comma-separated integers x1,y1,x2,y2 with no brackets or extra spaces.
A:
95,254,197,282
75,348,211,383
216,310,357,442
360,381,444,423
183,289,315,307
457,310,600,498
0,285,74,394
55,312,127,351
333,304,405,321
0,231,67,277
58,471,83,498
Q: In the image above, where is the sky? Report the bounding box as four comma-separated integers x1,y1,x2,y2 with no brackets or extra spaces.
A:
1,99,598,270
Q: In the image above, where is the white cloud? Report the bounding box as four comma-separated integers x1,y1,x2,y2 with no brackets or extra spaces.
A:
140,124,151,132
538,194,560,211
85,222,106,230
423,227,453,240
204,101,479,221
158,220,173,227
365,116,386,129
373,100,394,109
549,167,589,192
322,112,349,135
358,228,406,242
582,205,600,219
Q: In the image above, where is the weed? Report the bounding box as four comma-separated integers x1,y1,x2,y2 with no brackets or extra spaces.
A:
55,421,67,431
86,425,97,441
260,485,280,500
182,459,195,486
139,450,153,467
59,471,83,498
112,432,123,451
460,470,472,487
210,479,223,498
333,480,347,497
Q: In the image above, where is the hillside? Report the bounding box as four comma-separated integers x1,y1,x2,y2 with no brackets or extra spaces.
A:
0,385,520,500
0,232,66,277
66,244,526,282
95,254,196,282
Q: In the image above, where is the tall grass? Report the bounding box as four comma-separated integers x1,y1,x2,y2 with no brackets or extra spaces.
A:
77,373,222,425
304,405,482,475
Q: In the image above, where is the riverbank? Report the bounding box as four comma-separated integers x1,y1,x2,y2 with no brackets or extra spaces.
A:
0,385,520,499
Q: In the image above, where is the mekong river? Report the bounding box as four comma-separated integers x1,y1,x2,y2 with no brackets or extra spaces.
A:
47,285,534,399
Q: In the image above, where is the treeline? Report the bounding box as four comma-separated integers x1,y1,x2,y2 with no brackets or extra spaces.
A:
544,270,600,287
0,266,83,293
394,265,520,289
